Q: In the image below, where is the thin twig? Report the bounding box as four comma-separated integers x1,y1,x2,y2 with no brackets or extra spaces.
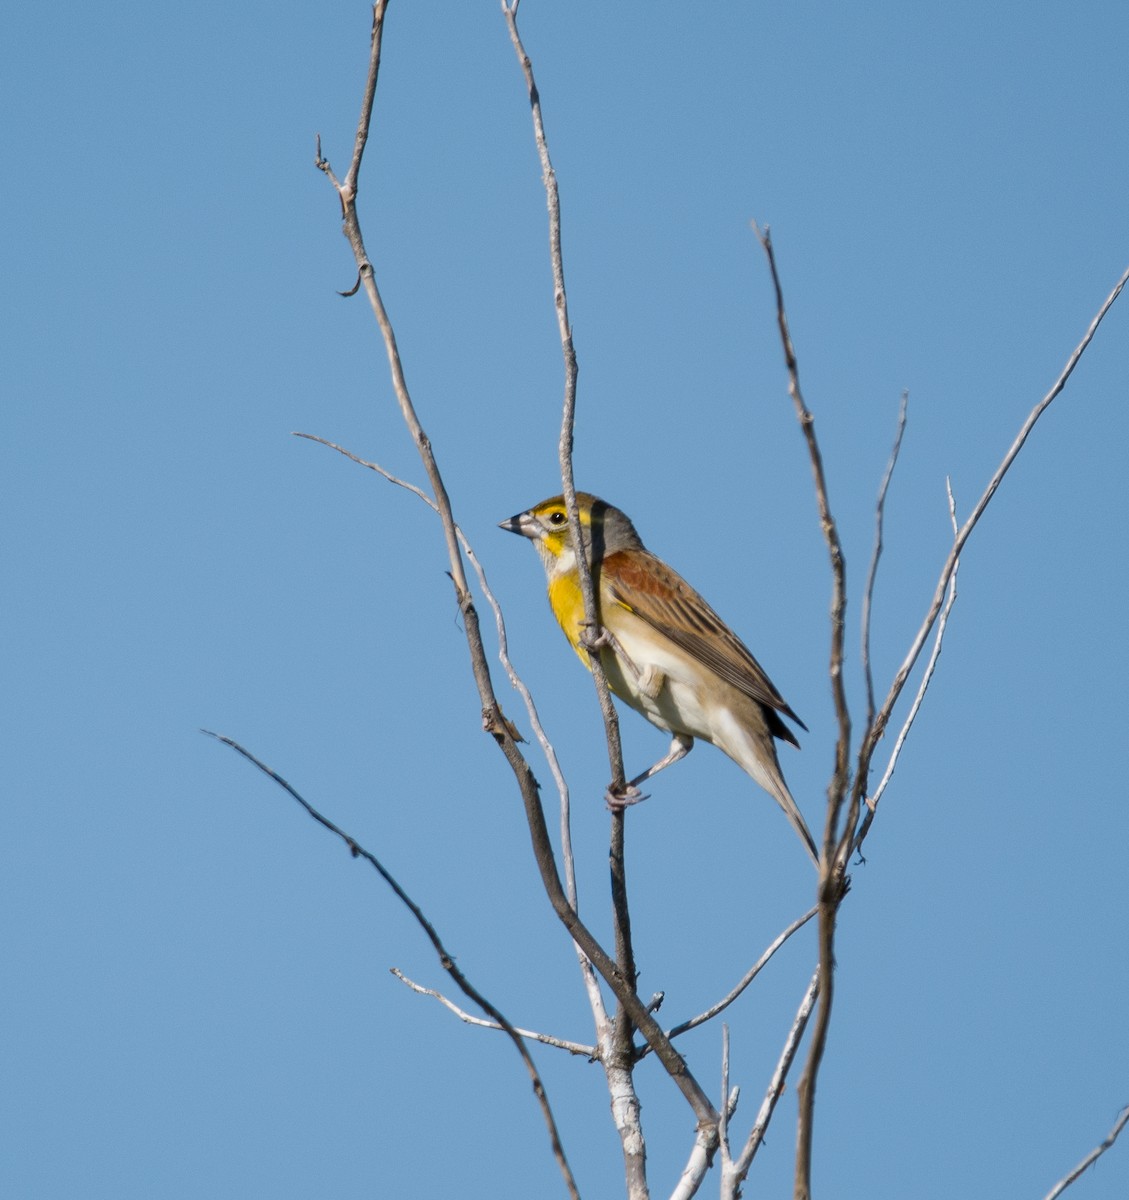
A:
847,261,1128,872
754,223,848,1200
1042,1105,1129,1200
501,1,627,787
340,4,384,201
491,0,609,1042
293,432,611,1034
503,5,655,1194
391,969,595,1056
661,906,818,1045
291,432,582,893
724,968,821,1192
861,391,909,728
203,730,580,1197
856,263,1129,811
754,223,852,855
855,478,959,850
500,1,628,796
313,8,598,1193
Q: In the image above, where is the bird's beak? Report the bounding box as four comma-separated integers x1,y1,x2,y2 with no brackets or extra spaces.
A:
499,510,537,539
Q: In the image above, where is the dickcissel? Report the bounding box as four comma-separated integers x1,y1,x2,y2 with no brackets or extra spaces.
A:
501,493,818,864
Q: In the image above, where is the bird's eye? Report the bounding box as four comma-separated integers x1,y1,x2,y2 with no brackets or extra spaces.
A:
548,511,567,526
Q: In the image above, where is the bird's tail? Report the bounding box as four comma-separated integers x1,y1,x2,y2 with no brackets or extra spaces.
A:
718,715,820,866
764,773,820,868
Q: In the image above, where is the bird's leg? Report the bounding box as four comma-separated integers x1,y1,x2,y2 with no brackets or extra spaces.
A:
628,733,693,788
606,734,694,809
580,621,644,682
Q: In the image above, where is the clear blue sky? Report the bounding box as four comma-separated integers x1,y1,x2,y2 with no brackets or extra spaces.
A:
5,3,1127,1198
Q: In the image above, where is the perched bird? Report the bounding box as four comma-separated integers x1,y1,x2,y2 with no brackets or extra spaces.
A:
501,493,818,864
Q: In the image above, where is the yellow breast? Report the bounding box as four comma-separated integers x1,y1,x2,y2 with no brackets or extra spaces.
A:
547,571,592,666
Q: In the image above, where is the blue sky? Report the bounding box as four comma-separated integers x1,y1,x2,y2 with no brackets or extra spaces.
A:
5,3,1127,1197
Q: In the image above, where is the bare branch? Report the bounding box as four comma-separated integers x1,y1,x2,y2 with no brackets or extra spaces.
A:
661,906,818,1044
754,223,852,847
291,432,611,1031
315,5,717,1143
725,969,821,1192
847,262,1128,875
858,262,1129,798
503,6,656,1193
315,10,469,611
500,2,627,798
675,1047,741,1200
1042,1105,1129,1200
753,223,848,1200
855,478,959,850
391,969,596,1057
861,391,909,727
203,730,581,1199
341,2,385,199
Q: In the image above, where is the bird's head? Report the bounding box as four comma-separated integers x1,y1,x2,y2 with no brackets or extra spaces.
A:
500,492,643,573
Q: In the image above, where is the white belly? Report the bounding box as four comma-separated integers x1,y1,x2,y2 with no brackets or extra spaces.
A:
599,619,719,740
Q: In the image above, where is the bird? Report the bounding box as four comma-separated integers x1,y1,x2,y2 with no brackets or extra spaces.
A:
500,492,819,865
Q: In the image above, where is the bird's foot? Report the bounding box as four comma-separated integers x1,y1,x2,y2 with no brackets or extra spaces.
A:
578,622,610,654
580,622,644,680
605,783,649,810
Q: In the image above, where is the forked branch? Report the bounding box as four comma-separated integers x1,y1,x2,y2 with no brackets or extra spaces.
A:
314,0,720,1163
204,730,580,1198
856,263,1129,804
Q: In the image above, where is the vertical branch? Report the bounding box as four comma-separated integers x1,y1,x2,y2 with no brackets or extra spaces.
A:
313,8,585,1194
724,968,821,1194
606,810,645,1197
860,392,909,729
314,0,719,1181
500,1,627,795
502,6,654,1195
339,2,384,202
754,225,852,842
751,237,1127,1198
753,224,849,1200
315,2,466,608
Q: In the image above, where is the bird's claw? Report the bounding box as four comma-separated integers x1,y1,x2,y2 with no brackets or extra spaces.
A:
578,622,610,654
605,783,649,810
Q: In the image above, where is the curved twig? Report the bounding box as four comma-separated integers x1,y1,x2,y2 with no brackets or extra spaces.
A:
861,391,909,727
855,478,959,852
391,969,596,1057
204,729,580,1197
661,906,818,1045
292,431,609,1029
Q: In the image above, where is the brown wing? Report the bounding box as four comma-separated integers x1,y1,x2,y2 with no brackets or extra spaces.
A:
601,549,806,745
